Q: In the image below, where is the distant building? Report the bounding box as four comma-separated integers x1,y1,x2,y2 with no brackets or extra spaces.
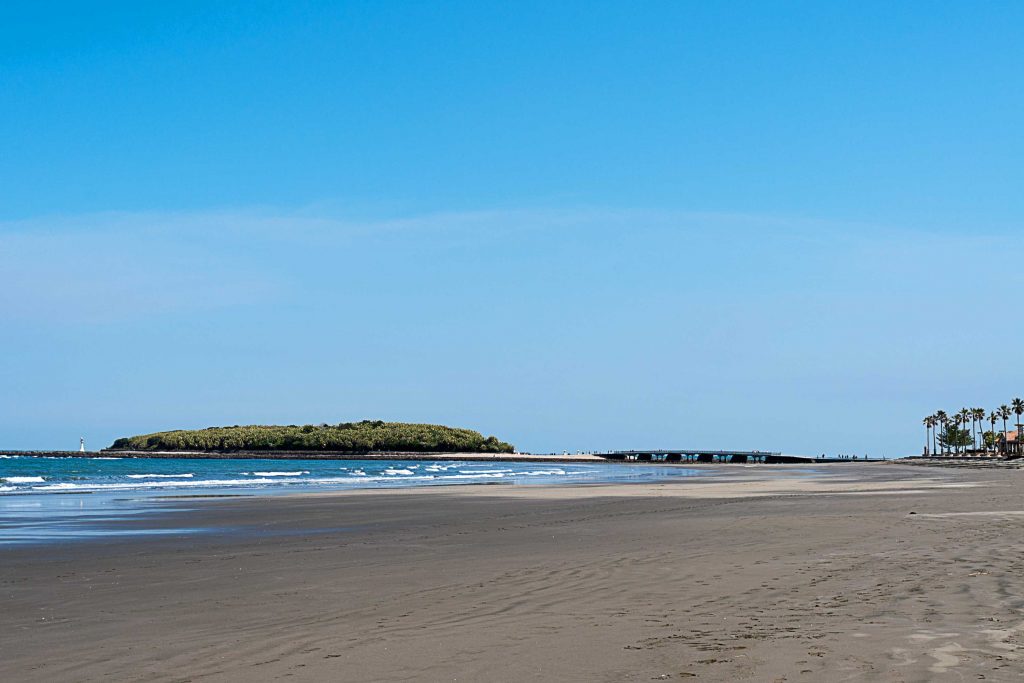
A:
999,430,1022,455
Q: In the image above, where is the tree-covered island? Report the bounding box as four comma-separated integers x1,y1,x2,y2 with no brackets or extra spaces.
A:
108,421,514,454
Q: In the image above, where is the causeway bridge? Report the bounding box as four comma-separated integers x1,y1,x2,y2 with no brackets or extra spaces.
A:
598,451,888,464
598,450,801,464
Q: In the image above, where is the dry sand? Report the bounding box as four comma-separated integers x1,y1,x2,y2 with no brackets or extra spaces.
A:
3,463,1024,681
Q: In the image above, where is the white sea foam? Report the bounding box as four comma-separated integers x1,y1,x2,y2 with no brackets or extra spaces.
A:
442,473,509,479
9,460,592,495
317,475,436,484
32,478,285,491
437,469,569,480
126,473,195,479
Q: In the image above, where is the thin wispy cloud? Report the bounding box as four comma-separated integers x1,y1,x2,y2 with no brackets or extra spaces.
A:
1,204,1021,454
1,205,1018,328
0,216,279,324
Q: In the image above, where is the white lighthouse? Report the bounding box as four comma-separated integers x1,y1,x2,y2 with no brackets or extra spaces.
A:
80,437,85,453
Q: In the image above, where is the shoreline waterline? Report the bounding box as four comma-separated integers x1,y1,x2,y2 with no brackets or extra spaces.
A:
0,461,930,547
0,456,717,545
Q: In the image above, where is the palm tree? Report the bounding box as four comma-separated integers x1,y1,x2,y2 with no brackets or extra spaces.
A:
966,405,974,454
935,410,949,455
988,411,999,454
959,408,972,455
948,411,956,454
949,412,959,455
944,414,953,455
923,416,935,456
999,405,1011,455
970,409,987,456
1012,398,1024,455
973,407,986,453
967,408,976,453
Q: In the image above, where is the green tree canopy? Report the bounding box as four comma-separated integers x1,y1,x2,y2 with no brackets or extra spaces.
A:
937,425,973,450
108,421,514,454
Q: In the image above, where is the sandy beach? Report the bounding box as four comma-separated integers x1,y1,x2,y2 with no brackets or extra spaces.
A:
3,463,1023,681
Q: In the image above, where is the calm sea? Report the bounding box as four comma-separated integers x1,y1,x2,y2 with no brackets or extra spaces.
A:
0,455,711,545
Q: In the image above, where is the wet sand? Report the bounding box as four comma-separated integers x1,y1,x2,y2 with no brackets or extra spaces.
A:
3,464,1023,681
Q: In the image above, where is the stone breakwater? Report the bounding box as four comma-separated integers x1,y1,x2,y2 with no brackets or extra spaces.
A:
1,451,105,458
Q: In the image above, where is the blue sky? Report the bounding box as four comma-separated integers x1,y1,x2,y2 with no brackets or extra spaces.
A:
2,2,1023,454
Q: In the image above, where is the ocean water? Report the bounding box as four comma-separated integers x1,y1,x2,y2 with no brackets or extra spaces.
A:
0,455,711,545
0,455,710,494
